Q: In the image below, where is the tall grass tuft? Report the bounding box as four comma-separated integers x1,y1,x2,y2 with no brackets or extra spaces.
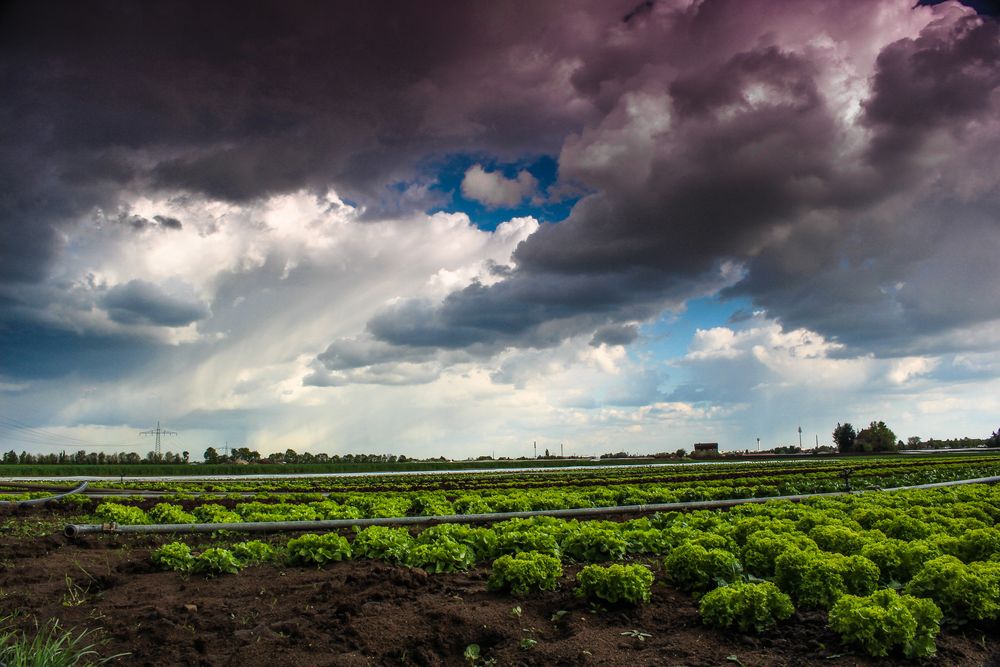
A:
0,616,128,666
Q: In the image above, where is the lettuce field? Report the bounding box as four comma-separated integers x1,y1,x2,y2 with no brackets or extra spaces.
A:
1,454,999,665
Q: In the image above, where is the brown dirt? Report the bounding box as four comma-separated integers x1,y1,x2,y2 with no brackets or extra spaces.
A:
0,510,997,666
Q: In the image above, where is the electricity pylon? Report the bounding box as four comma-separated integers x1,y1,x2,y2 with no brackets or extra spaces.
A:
140,421,177,457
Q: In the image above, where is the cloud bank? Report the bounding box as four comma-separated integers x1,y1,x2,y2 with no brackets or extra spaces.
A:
1,0,998,455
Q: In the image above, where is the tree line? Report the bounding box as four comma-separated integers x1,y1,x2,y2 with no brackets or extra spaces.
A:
4,428,997,465
202,447,414,465
0,448,419,465
833,422,1000,453
1,450,190,465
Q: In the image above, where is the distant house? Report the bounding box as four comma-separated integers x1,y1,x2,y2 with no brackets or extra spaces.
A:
692,442,720,457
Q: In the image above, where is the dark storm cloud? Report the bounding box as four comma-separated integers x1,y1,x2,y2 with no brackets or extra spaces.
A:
590,324,640,347
723,13,1000,354
0,0,607,283
518,48,840,277
109,212,183,232
153,215,183,231
314,266,707,381
0,322,154,380
354,35,850,358
0,150,123,283
623,0,656,24
3,0,999,385
315,338,438,371
862,13,1000,173
347,0,1000,368
725,200,1000,355
365,269,691,351
102,280,209,327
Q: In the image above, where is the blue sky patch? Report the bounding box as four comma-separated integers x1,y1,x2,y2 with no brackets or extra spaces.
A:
424,153,580,230
638,294,754,361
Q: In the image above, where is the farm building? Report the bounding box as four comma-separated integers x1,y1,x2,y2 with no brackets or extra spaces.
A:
692,442,720,457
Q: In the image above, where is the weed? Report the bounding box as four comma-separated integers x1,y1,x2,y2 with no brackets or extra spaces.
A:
463,643,497,667
0,518,63,539
0,615,129,665
61,576,88,607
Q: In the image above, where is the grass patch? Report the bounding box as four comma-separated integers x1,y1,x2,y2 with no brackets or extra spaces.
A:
0,518,69,539
0,615,128,666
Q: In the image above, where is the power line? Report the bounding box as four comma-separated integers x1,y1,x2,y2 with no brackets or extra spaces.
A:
0,430,145,449
0,417,146,449
0,415,140,446
0,433,145,450
0,416,129,446
140,420,177,457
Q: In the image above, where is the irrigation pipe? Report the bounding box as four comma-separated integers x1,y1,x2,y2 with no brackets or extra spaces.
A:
1,481,88,508
63,474,1000,538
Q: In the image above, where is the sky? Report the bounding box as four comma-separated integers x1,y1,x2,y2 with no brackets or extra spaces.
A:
1,0,999,459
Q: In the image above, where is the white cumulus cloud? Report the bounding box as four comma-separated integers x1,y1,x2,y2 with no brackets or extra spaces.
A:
460,164,538,208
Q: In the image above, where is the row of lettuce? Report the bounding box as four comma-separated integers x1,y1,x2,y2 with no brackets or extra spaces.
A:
92,454,1000,494
145,483,1000,660
4,455,992,504
86,459,1000,524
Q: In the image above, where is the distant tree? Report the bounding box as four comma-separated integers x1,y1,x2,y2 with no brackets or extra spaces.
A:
833,423,857,453
232,447,260,463
854,421,898,453
922,436,986,449
988,429,1000,448
2,450,17,464
906,436,922,449
203,447,220,464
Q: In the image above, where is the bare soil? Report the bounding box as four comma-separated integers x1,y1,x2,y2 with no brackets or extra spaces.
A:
1,508,997,666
